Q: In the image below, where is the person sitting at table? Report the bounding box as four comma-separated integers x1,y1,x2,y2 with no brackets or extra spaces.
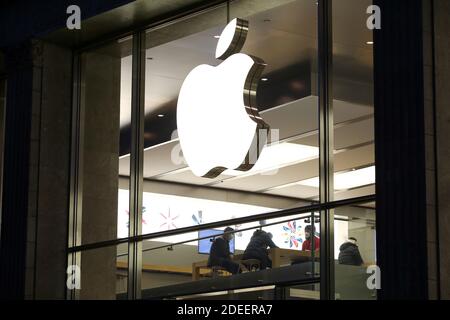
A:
207,227,243,275
302,225,320,251
243,229,279,269
338,237,364,266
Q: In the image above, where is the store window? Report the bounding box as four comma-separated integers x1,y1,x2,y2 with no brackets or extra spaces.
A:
134,0,319,234
332,0,374,201
334,202,376,300
138,0,320,296
68,0,376,300
332,0,376,299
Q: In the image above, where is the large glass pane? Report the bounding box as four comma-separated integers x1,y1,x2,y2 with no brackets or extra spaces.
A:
79,37,132,245
125,0,319,238
140,212,319,299
334,202,377,300
331,0,375,200
281,283,320,300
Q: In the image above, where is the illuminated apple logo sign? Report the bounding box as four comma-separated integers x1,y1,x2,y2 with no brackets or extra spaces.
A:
177,18,269,178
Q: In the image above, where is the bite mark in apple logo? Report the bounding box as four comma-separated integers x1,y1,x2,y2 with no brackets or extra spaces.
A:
177,18,270,179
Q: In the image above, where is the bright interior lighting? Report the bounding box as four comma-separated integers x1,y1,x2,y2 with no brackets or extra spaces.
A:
297,165,375,190
215,18,238,59
224,142,319,176
117,190,350,259
366,41,374,45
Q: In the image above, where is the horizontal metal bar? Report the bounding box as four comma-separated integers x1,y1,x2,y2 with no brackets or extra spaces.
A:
140,212,313,254
115,212,368,258
142,277,321,300
140,264,321,300
68,194,375,253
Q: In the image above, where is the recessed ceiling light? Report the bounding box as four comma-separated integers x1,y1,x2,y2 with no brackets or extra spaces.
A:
366,41,374,45
296,166,375,191
213,35,220,39
261,78,268,82
157,114,164,118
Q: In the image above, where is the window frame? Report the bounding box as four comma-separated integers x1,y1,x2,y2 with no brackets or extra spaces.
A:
67,0,375,300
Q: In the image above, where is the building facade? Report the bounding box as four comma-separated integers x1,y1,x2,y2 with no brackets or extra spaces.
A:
0,0,449,300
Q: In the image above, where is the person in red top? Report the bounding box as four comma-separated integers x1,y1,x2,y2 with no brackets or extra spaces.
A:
302,225,320,251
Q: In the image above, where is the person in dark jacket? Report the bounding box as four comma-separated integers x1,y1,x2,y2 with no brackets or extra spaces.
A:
243,229,278,269
207,227,241,274
338,237,364,266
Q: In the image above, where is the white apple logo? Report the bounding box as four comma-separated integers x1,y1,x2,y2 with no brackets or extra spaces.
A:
177,18,269,178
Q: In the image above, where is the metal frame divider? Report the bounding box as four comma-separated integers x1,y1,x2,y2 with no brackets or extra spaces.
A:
65,0,372,301
128,32,146,300
67,53,83,300
68,195,373,254
318,0,335,300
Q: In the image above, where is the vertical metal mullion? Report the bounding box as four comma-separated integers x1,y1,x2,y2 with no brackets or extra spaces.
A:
311,210,316,277
128,31,145,300
318,0,334,300
67,52,83,300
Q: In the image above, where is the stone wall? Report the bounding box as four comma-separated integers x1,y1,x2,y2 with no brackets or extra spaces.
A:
78,48,121,300
434,0,450,300
24,41,72,299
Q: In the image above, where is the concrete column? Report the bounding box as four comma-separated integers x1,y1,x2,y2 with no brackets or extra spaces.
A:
79,49,121,299
24,41,72,299
422,0,439,300
434,0,450,300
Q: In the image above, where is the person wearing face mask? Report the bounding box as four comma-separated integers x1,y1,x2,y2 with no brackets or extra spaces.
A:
302,225,320,252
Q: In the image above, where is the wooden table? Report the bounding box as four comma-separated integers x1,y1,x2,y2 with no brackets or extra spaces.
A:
269,248,320,268
191,249,319,280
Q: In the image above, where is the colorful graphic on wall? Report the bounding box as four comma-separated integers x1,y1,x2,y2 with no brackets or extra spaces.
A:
117,189,348,258
192,210,203,225
160,210,179,230
123,206,148,229
282,221,304,248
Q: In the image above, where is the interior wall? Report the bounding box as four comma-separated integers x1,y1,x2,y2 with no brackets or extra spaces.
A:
348,221,375,264
335,206,376,264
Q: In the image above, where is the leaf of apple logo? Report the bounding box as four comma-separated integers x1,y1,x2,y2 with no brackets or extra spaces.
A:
177,18,270,179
